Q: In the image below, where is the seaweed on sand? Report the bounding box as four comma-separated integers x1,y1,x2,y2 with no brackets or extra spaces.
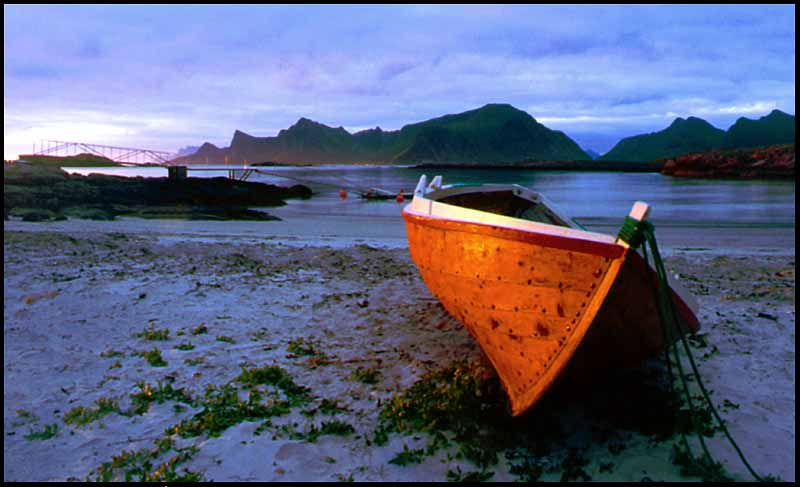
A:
171,365,313,438
375,357,743,481
90,441,203,482
64,397,122,426
130,381,195,415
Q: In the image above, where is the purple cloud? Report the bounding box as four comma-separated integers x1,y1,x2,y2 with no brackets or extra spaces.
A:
3,4,795,159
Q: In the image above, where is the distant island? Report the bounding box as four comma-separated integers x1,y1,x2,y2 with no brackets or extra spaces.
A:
172,104,591,166
600,110,795,162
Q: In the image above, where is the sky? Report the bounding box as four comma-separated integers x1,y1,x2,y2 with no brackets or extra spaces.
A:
3,4,796,159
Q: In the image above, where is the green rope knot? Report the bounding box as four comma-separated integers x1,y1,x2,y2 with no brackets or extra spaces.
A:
616,216,654,248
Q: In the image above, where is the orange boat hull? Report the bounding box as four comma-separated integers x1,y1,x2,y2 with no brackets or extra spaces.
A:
403,211,700,416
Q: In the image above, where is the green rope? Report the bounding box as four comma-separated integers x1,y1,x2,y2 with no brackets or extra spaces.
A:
641,243,693,459
571,217,588,231
641,232,715,466
618,217,765,482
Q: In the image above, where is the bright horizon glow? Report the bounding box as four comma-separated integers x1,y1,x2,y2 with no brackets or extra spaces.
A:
4,4,796,160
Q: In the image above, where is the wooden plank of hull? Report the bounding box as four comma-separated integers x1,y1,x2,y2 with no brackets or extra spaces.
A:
403,211,700,417
573,250,701,371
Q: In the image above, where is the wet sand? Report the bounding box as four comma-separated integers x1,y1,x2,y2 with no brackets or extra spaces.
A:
3,220,795,481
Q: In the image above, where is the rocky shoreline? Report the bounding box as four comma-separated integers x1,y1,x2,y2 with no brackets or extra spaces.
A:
4,164,311,222
660,144,795,179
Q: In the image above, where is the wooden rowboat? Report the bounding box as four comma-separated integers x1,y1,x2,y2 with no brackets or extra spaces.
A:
402,175,701,416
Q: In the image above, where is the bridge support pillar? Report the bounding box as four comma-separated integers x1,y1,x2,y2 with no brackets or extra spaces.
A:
168,166,188,180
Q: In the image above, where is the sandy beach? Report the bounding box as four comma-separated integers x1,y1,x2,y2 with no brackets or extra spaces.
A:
3,218,795,482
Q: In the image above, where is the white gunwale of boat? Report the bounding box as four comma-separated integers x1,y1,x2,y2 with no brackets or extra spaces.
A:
403,174,620,247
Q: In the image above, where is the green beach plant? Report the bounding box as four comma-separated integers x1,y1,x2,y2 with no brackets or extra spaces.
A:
64,397,122,426
191,323,208,335
135,322,170,341
215,335,235,344
24,423,59,441
136,348,167,367
349,365,382,385
130,381,195,415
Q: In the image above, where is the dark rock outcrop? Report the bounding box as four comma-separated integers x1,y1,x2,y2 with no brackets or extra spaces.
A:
660,144,794,179
4,164,311,221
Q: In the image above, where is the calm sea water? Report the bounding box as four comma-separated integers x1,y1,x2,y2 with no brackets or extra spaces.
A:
65,165,795,229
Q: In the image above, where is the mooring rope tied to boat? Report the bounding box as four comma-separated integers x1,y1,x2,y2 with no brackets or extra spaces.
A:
251,168,398,198
618,216,765,482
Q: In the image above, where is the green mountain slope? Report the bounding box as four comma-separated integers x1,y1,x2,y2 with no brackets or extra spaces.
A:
722,110,795,149
599,117,725,162
391,104,590,163
600,110,795,162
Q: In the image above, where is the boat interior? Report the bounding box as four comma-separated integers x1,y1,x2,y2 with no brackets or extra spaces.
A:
436,189,572,228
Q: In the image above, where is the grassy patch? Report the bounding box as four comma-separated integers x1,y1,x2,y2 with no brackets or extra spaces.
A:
170,385,293,439
64,397,122,426
445,466,494,482
216,335,236,344
135,323,170,341
130,381,195,415
388,444,427,466
100,349,125,358
175,342,195,351
24,423,59,441
274,419,355,443
319,398,347,415
236,365,312,407
166,366,315,439
135,348,168,367
349,365,382,385
191,324,208,335
302,398,348,417
287,337,325,357
13,409,39,426
90,442,203,482
184,357,204,366
559,448,592,481
376,359,510,471
319,419,355,437
251,327,270,341
672,444,735,482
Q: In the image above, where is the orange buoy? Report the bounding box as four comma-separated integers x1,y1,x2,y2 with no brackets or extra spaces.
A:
396,189,405,203
339,189,348,199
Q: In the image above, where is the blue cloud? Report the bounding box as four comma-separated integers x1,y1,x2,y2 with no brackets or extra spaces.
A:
76,38,103,59
10,64,61,79
378,61,417,81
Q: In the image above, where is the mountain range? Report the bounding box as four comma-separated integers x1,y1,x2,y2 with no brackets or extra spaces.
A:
174,105,795,165
600,110,795,162
174,104,590,165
